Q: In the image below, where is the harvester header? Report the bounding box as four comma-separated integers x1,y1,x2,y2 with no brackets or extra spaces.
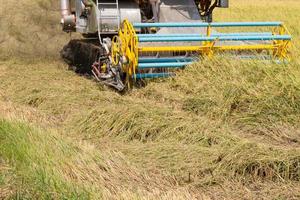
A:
94,20,291,89
59,0,292,91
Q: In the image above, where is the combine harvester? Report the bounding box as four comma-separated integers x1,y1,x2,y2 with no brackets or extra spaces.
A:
60,0,292,91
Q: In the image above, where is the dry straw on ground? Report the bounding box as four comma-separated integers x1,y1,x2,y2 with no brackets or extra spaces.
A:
1,0,300,199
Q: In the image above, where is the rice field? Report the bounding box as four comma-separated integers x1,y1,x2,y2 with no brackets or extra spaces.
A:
1,0,300,199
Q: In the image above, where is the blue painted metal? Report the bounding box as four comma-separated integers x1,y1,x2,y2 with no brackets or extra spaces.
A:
133,22,283,28
138,57,197,63
138,35,291,42
138,62,193,69
210,22,283,27
218,35,291,41
134,73,175,79
137,32,274,38
139,36,214,42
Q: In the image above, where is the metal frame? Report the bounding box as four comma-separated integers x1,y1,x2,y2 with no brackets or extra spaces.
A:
114,20,292,85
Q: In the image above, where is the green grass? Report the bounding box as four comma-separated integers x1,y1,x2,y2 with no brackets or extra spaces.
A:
0,119,91,199
1,0,300,199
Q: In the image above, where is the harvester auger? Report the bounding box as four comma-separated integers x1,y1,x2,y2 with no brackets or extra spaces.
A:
60,0,292,91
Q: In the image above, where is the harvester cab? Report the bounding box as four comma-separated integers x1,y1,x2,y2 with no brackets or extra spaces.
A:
60,0,292,91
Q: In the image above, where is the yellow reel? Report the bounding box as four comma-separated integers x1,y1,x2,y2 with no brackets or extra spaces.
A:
111,36,121,66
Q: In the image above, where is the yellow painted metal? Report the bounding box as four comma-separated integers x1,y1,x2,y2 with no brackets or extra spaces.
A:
216,44,278,50
117,20,139,86
204,25,214,57
111,36,120,65
101,63,107,73
139,46,206,52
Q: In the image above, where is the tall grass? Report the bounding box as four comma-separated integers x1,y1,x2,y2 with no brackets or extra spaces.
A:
0,119,91,199
0,0,74,60
0,118,208,199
